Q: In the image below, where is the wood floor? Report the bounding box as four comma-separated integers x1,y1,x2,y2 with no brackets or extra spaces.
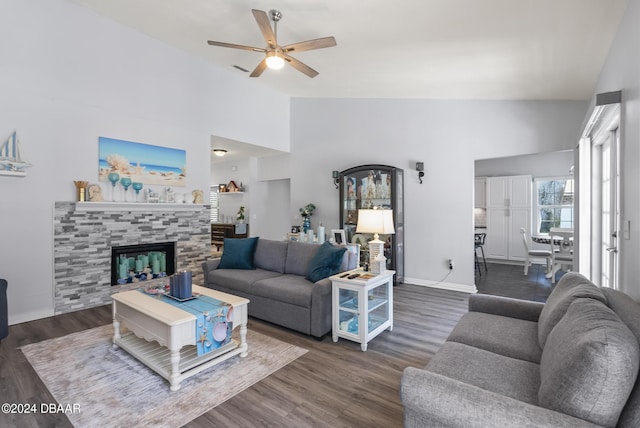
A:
1,264,549,428
475,261,561,302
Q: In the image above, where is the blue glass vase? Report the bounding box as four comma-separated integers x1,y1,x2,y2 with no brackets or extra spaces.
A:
303,217,311,233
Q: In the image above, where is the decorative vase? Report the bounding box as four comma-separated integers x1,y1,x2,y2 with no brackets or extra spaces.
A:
303,217,311,233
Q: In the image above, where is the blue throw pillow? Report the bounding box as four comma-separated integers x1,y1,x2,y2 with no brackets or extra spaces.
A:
218,237,259,270
307,241,347,283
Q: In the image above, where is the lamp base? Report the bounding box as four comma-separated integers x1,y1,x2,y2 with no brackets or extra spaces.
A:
371,258,386,274
368,240,385,274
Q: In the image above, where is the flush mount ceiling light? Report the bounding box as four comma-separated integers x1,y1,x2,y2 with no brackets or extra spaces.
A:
212,149,227,157
265,50,285,70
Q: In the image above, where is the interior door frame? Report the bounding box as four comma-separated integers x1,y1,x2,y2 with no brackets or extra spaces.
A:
576,91,622,287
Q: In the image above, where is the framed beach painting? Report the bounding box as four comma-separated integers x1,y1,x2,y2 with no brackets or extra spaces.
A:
98,137,186,187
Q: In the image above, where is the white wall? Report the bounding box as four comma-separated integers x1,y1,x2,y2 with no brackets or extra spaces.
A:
0,0,289,324
475,150,575,178
250,179,291,240
590,0,640,298
283,98,587,290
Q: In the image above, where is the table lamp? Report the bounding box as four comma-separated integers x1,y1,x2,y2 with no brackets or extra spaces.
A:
356,209,395,273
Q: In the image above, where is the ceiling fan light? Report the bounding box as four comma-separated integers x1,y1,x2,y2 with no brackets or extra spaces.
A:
213,149,227,157
265,52,285,70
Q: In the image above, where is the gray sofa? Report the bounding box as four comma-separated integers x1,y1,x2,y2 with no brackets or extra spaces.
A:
202,239,357,338
401,272,640,427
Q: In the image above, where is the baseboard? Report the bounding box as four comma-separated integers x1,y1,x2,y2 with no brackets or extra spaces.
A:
403,277,477,294
9,308,55,326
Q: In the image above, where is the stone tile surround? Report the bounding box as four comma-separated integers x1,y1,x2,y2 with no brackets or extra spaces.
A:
53,202,211,314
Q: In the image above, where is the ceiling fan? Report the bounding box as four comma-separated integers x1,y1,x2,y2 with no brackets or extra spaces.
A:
207,9,337,78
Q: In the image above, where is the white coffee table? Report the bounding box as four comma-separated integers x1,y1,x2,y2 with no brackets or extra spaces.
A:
112,285,249,391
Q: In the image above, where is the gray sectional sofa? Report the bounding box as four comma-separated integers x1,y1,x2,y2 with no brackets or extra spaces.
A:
401,272,640,427
202,238,357,338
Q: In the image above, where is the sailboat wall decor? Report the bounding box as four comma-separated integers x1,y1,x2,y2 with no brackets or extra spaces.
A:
0,131,32,176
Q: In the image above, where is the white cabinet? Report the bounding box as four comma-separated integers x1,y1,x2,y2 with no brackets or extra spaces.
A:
474,178,486,208
331,270,395,351
487,177,509,208
486,175,531,208
484,175,532,261
509,176,531,208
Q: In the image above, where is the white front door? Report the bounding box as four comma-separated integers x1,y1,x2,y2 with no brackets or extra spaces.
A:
598,128,620,288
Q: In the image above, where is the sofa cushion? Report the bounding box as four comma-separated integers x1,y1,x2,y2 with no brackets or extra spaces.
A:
447,312,542,363
538,272,607,348
539,297,640,427
206,268,282,294
601,288,640,427
218,237,259,270
285,241,320,276
253,239,288,273
253,274,315,308
338,245,357,272
307,241,347,283
427,341,540,405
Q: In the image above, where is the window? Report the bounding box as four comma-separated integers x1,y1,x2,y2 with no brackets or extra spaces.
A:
209,186,219,223
535,177,574,234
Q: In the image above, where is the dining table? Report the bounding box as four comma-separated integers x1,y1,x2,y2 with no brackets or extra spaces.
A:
545,227,574,279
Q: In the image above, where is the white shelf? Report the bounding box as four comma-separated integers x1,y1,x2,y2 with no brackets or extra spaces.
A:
218,192,244,195
0,170,26,177
74,202,209,212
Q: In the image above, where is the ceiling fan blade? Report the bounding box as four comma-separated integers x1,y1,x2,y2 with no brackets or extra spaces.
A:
207,40,266,52
252,9,276,49
282,36,337,53
249,58,268,78
283,54,319,78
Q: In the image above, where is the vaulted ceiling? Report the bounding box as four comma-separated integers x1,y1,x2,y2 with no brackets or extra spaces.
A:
71,0,627,100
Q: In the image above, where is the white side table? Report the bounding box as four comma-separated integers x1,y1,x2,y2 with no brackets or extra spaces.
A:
330,269,395,351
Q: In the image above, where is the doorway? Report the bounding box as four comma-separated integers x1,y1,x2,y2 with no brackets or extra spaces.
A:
474,150,575,300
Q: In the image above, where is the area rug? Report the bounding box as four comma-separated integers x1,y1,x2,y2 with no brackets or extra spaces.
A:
21,325,307,428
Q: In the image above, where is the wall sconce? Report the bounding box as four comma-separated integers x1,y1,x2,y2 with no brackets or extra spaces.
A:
416,162,424,184
332,170,340,189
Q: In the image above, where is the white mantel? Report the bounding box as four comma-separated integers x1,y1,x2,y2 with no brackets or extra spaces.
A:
75,202,208,212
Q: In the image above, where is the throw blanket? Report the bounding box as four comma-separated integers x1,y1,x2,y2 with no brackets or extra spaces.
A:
139,290,233,356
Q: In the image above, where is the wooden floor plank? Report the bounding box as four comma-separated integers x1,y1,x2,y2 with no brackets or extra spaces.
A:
0,282,473,427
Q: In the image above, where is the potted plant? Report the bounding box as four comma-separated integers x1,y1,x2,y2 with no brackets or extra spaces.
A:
299,203,316,232
236,206,245,223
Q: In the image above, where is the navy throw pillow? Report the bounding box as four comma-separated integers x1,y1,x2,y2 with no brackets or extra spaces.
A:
218,237,259,270
307,241,347,283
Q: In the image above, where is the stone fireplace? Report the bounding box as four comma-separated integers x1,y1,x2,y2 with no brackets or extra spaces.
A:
53,202,211,314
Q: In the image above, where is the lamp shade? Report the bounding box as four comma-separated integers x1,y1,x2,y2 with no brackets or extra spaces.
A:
355,209,395,236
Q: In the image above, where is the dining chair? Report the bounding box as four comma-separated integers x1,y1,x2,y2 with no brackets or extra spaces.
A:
520,228,551,275
474,233,487,275
548,230,574,284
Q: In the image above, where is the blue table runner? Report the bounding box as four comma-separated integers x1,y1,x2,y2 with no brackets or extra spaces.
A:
139,290,233,356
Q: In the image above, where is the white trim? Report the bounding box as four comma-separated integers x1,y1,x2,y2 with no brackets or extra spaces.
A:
403,277,477,294
9,308,55,326
0,170,26,177
75,202,208,212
